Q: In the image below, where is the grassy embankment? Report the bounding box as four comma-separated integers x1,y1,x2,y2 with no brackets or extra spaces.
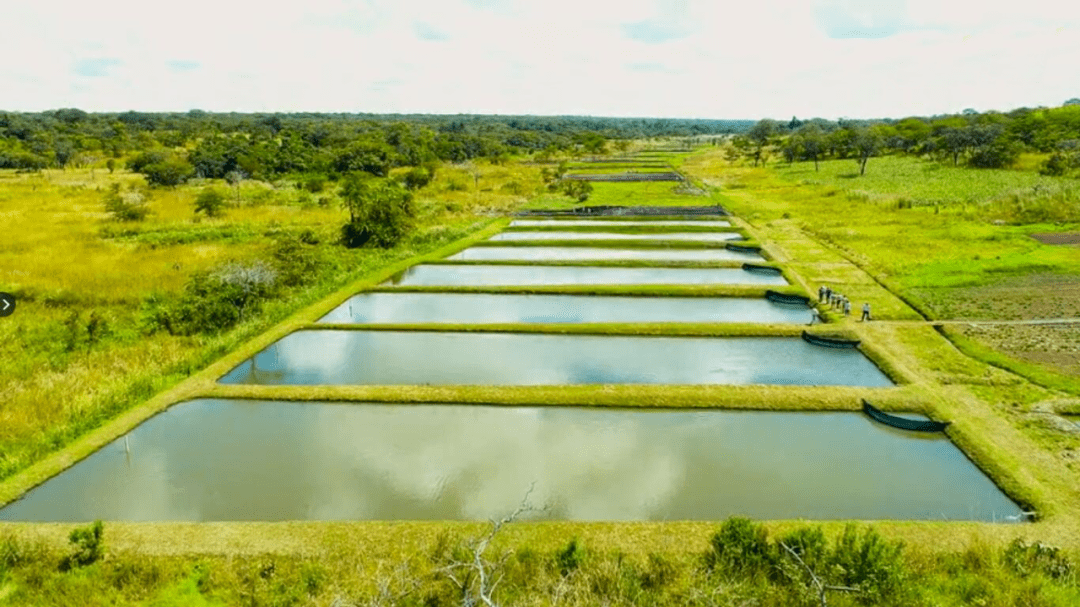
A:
0,160,544,488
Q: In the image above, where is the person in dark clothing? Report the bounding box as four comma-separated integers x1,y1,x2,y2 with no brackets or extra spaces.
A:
861,302,871,322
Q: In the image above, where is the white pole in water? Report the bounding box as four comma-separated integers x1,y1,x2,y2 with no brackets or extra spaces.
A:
125,436,130,453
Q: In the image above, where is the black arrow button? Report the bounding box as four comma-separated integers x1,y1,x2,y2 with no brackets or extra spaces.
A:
0,293,15,318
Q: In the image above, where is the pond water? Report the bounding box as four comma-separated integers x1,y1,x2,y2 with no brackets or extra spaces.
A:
490,231,744,243
0,400,1022,522
448,246,764,262
384,265,788,287
218,331,893,387
318,293,813,324
510,219,732,228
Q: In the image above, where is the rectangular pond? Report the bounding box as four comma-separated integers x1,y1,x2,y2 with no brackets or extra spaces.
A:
510,219,732,228
448,246,764,262
218,331,894,387
490,231,744,243
0,400,1022,522
318,293,814,325
384,265,788,287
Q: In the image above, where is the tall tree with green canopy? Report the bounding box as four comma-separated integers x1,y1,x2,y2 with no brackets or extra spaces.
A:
339,173,415,248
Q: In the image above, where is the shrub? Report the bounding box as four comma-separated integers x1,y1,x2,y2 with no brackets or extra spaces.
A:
271,232,325,287
828,524,906,602
103,183,152,222
1004,538,1073,580
556,538,587,577
562,180,593,202
302,174,327,193
194,187,227,218
704,517,775,577
60,521,104,571
402,166,433,190
142,261,277,335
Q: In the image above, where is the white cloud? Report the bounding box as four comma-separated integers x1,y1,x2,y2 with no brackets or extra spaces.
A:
2,0,1079,118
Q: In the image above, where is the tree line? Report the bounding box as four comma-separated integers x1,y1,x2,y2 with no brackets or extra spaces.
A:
727,99,1080,175
0,110,754,176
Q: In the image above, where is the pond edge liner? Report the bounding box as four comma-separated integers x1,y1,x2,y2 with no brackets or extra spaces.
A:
801,330,862,348
862,399,951,432
743,263,785,275
725,242,762,254
765,290,813,305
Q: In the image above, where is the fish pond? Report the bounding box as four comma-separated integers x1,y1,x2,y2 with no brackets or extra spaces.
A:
218,331,893,387
0,400,1021,522
318,293,814,324
449,246,764,262
489,231,744,243
384,265,788,286
509,219,732,228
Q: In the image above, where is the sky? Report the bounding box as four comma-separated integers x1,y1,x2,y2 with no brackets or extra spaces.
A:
2,0,1079,120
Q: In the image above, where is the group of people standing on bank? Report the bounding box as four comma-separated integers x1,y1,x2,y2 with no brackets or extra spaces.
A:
818,285,871,321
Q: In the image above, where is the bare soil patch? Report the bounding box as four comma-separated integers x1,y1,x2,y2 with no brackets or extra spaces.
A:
909,273,1080,320
1031,232,1080,245
957,323,1080,377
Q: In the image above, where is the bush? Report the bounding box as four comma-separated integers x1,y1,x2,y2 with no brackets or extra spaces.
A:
556,539,587,577
562,179,593,202
704,517,775,577
271,232,325,287
143,261,277,335
302,174,327,193
829,525,906,603
103,183,152,222
1004,538,1073,580
402,166,433,190
194,187,227,218
60,521,104,571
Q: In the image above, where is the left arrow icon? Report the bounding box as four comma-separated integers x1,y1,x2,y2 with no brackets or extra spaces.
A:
0,293,15,317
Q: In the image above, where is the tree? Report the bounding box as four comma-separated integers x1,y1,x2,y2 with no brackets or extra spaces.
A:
142,157,195,187
1064,98,1080,106
795,124,826,171
745,119,779,166
194,187,227,217
339,174,415,248
852,127,884,176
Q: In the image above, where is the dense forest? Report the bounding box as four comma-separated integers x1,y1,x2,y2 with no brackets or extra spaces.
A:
0,111,753,180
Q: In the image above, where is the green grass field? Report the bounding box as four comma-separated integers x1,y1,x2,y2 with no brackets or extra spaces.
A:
4,150,1080,606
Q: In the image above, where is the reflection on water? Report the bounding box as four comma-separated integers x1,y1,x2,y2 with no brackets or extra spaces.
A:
384,265,787,286
319,293,812,324
448,246,764,262
490,231,744,242
218,331,894,387
510,220,732,227
0,401,1022,522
